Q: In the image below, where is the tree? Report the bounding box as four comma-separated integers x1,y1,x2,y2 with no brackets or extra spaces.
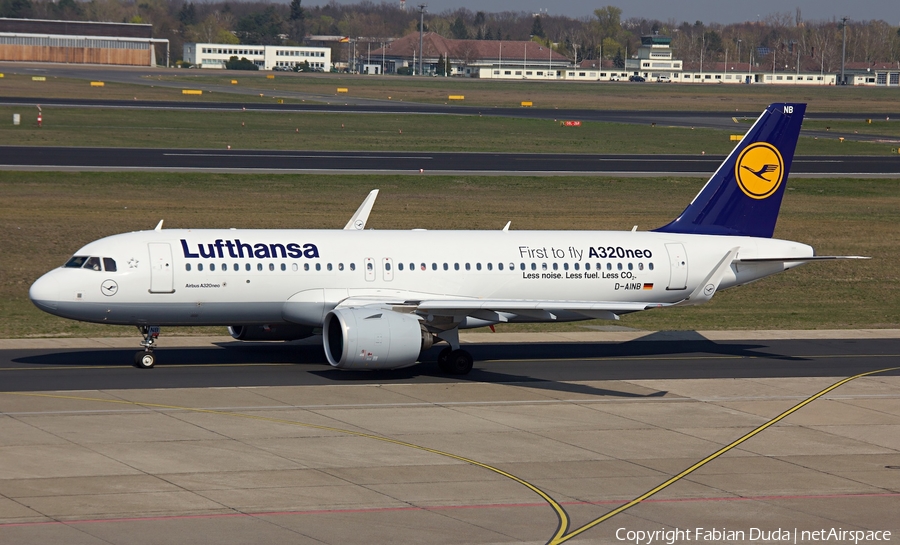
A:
436,53,445,75
225,56,258,70
531,15,544,38
450,16,468,39
236,6,285,45
289,0,303,21
0,0,33,18
594,6,622,39
178,2,197,26
613,48,624,68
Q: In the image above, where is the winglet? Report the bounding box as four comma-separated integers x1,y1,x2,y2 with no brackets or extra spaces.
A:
343,189,379,230
154,220,164,231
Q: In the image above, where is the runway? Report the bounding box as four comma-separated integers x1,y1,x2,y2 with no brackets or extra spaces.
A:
1,332,899,544
3,145,900,176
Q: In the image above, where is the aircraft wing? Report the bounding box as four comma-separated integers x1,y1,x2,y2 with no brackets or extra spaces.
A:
337,297,672,322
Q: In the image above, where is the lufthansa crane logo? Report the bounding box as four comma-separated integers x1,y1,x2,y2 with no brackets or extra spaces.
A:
735,142,784,200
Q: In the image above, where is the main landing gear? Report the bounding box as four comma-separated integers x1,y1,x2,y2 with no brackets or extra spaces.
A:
435,327,473,375
437,347,474,375
134,325,160,369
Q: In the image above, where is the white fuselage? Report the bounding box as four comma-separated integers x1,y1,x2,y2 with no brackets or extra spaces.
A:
30,228,813,328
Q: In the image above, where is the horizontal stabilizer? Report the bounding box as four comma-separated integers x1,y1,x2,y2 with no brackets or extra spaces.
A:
737,256,871,263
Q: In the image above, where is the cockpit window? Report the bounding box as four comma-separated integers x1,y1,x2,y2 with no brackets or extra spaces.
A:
84,257,102,271
65,256,88,268
103,258,117,272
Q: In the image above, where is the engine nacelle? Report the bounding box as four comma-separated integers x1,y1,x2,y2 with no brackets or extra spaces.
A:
323,308,433,370
228,324,315,341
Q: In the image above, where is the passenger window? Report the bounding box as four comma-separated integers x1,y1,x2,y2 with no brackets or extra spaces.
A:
638,263,644,270
185,264,191,271
563,263,569,271
315,263,321,271
466,263,471,270
574,263,580,271
542,263,548,271
476,263,482,271
292,263,298,271
222,263,227,271
233,263,239,271
520,263,525,271
607,263,612,271
339,263,345,271
398,263,403,271
443,263,448,271
531,263,537,271
585,263,591,271
432,263,437,271
282,263,287,271
65,256,88,268
245,263,251,271
553,263,558,271
304,263,310,271
420,263,426,271
210,263,216,272
508,263,514,270
487,263,493,271
269,263,274,271
198,263,204,271
84,257,102,271
649,263,654,271
327,263,333,271
454,263,460,271
103,258,117,272
628,263,633,271
350,263,356,271
498,263,504,271
617,263,623,271
257,263,263,271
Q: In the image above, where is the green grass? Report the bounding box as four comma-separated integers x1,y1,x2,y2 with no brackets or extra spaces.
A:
1,106,893,156
2,172,898,338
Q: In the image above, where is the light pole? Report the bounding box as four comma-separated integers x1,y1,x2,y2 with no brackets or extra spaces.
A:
840,16,848,85
418,4,427,76
737,39,741,65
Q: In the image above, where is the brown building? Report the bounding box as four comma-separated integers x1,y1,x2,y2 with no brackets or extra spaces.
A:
0,18,167,67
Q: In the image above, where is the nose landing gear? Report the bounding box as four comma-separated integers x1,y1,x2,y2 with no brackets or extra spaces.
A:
134,325,160,369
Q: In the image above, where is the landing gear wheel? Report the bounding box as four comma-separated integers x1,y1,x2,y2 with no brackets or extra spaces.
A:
437,347,453,372
134,351,156,369
444,349,473,375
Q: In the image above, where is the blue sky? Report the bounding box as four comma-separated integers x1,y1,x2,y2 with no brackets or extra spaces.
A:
297,1,898,25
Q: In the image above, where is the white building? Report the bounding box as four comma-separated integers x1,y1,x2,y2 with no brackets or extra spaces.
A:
183,43,331,71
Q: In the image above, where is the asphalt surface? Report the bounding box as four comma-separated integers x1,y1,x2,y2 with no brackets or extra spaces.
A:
3,145,899,176
2,338,898,392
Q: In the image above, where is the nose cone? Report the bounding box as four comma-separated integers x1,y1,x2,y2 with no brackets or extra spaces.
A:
30,271,60,312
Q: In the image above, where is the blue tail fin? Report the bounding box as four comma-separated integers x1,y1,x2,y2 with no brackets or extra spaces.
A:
654,103,806,238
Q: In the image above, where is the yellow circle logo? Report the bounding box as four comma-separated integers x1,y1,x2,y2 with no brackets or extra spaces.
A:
735,142,784,200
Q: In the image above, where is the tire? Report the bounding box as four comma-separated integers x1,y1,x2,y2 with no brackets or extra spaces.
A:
445,350,473,375
437,347,453,372
134,352,155,369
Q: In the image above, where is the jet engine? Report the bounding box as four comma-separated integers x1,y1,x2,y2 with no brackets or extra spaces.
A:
228,324,315,341
323,308,433,370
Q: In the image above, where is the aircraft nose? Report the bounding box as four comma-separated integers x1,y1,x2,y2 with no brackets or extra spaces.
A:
29,272,60,311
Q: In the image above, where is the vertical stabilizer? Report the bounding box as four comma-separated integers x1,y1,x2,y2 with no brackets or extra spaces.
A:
654,103,806,238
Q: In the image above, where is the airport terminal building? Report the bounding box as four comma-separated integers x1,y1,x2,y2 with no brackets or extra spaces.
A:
183,43,331,71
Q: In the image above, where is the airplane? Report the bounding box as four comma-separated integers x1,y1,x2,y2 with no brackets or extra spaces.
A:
29,103,866,374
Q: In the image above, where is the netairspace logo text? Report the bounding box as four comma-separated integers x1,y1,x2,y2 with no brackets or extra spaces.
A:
616,527,892,545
